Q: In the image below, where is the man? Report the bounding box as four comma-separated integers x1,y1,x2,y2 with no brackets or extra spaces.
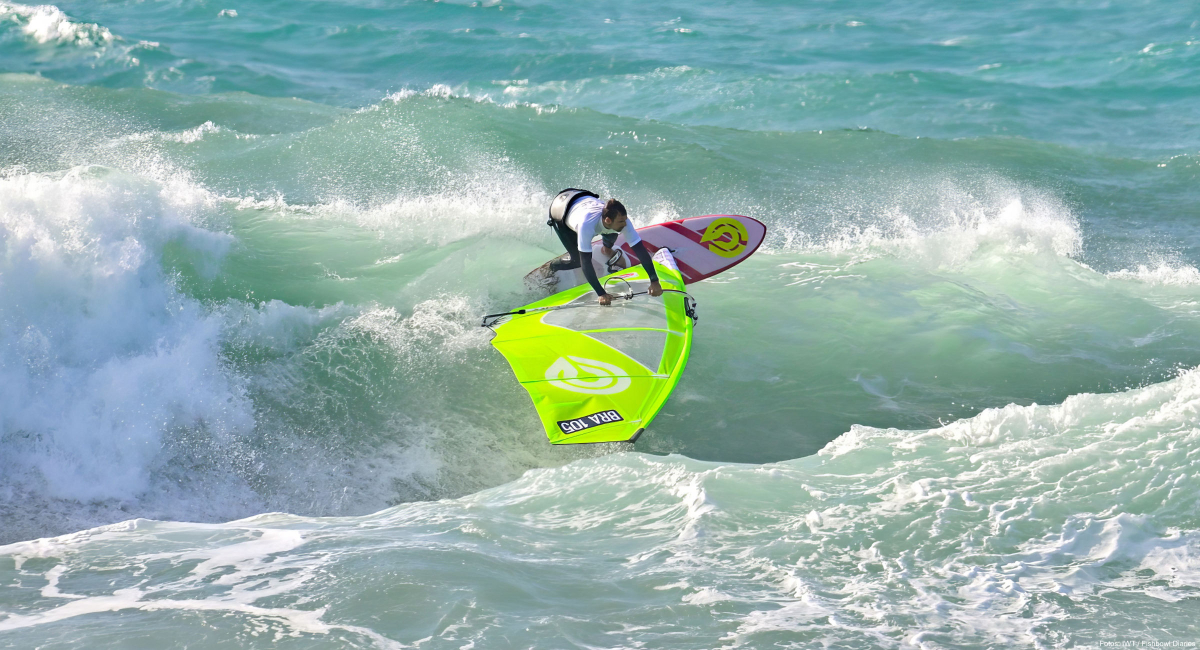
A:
547,189,664,305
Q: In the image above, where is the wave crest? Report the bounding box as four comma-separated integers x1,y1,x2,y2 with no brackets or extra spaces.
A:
0,1,113,46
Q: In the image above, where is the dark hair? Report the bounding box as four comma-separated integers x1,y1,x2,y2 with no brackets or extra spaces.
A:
602,198,627,220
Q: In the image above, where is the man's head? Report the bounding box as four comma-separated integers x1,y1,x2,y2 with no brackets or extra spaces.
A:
601,198,628,231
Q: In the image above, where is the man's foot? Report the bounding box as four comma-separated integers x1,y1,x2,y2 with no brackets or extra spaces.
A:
549,258,579,272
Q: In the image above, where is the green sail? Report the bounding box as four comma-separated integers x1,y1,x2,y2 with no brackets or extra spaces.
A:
488,250,695,444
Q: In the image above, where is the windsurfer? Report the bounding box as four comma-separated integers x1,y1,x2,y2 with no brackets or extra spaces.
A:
547,189,663,305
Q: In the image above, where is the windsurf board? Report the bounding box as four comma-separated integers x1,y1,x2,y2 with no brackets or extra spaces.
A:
525,214,765,293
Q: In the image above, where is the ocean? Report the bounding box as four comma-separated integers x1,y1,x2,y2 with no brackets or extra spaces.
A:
2,0,1199,646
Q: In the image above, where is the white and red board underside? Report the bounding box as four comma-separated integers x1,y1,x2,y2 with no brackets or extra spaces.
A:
525,214,766,292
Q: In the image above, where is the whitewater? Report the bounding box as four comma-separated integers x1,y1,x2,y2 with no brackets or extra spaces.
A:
2,0,1199,647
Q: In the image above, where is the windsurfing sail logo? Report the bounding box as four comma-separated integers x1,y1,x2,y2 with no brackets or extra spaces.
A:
700,218,750,258
545,356,631,394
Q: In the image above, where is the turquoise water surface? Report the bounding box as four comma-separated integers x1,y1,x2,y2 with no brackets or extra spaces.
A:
2,1,1199,647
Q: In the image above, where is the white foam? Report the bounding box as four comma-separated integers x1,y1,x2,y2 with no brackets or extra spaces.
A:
817,193,1082,268
0,167,248,505
344,298,492,362
0,1,113,46
381,83,560,114
669,472,717,541
120,121,225,145
0,525,405,647
1107,262,1200,286
681,586,729,604
39,564,84,599
382,84,466,104
224,168,551,250
223,299,351,353
817,423,897,457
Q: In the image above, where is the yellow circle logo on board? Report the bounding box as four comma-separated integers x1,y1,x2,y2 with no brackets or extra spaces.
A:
700,217,750,258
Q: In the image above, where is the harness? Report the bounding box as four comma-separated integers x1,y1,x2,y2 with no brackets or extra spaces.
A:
547,188,599,227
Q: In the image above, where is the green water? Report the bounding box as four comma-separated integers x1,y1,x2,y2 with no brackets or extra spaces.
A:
2,0,1200,646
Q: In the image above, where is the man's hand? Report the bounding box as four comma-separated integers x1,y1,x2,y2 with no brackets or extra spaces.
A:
647,281,663,297
598,292,614,306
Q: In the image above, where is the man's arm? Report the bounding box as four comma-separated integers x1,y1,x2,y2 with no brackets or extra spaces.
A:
579,251,607,297
631,241,663,296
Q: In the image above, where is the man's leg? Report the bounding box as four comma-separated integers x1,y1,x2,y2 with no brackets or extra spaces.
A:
549,220,581,271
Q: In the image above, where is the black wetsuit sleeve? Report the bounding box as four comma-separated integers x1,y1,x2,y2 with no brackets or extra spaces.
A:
631,241,659,282
579,251,606,296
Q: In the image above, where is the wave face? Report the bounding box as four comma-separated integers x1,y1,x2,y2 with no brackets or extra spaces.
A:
3,371,1199,647
2,0,1200,646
